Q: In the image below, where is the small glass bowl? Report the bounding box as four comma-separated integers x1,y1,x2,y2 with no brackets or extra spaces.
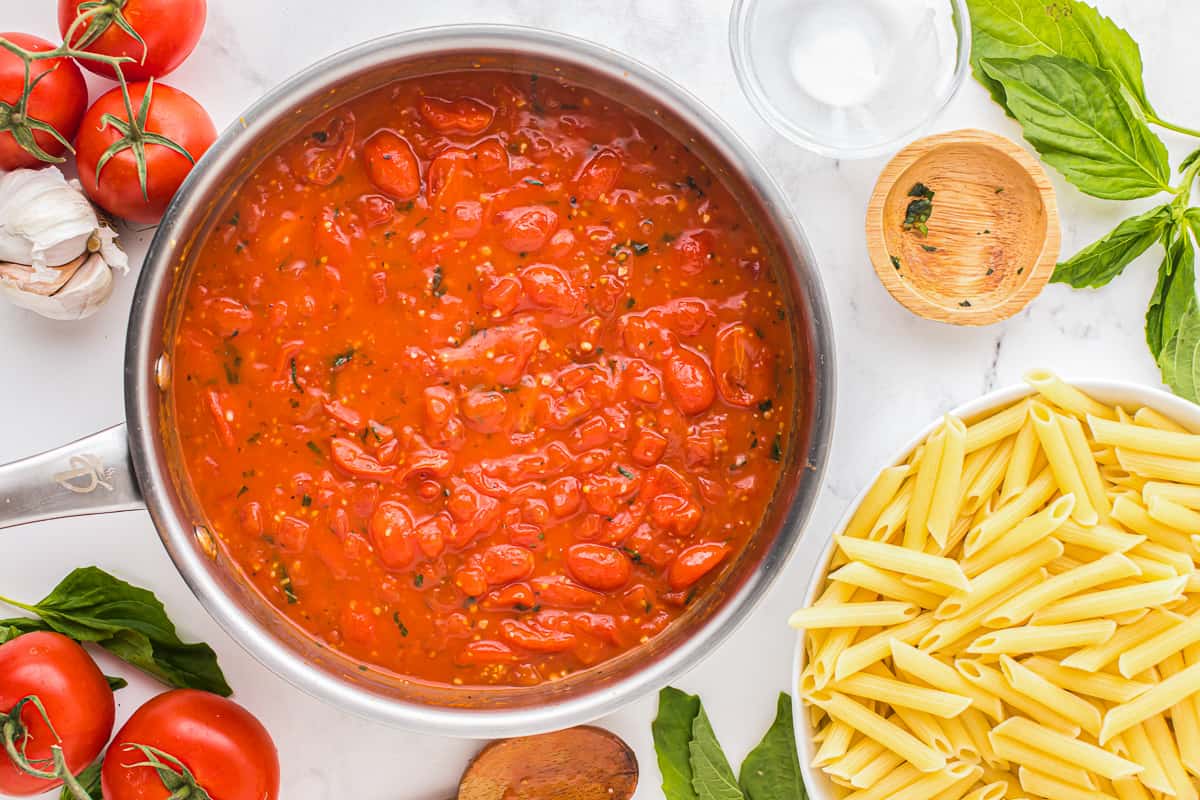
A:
729,0,971,159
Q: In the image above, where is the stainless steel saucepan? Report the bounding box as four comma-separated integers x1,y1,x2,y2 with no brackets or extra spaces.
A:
0,25,835,736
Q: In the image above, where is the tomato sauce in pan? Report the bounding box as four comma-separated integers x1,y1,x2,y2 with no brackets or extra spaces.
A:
170,70,798,686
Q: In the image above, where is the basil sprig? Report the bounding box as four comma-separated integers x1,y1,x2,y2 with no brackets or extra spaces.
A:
653,688,806,800
0,567,231,696
967,0,1200,401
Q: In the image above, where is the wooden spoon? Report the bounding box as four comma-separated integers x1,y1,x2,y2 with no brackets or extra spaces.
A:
455,726,638,800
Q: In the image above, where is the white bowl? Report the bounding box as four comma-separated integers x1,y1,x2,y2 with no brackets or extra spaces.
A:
790,378,1200,799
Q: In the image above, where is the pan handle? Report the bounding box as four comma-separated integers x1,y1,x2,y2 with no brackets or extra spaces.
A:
0,424,145,530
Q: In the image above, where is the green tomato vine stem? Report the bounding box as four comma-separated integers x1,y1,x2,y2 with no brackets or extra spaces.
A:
0,695,92,800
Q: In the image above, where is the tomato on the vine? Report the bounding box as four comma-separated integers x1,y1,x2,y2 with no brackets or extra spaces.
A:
102,689,280,800
0,632,115,797
0,33,88,170
58,0,207,81
75,80,216,223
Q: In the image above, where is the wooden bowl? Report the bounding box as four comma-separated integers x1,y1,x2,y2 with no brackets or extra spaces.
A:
865,129,1060,326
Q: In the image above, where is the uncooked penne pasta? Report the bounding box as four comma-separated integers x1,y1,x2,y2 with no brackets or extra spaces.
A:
928,416,966,548
1025,369,1116,421
794,373,1200,797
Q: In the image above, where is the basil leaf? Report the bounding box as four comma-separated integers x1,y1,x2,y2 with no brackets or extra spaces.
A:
1146,227,1196,360
1160,299,1200,403
105,674,128,691
1,567,231,696
0,617,50,643
739,694,805,800
967,0,1151,115
1180,147,1200,176
690,706,745,800
981,56,1171,200
60,759,103,800
654,687,702,800
1052,205,1171,287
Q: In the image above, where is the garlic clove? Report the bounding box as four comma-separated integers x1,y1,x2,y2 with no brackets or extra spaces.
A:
0,167,123,274
0,252,114,320
0,254,87,296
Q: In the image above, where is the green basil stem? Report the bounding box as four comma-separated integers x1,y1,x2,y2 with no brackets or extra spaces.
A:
1150,115,1200,141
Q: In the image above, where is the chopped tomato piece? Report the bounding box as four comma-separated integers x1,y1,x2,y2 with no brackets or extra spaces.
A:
668,542,731,590
362,130,421,200
418,96,495,134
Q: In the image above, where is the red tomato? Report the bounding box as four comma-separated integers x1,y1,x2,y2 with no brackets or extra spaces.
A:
566,544,633,591
0,33,88,170
418,96,494,134
663,347,716,415
370,501,416,569
75,81,216,223
713,323,772,407
293,110,355,186
574,147,622,200
0,632,114,796
362,129,420,200
479,544,536,585
58,0,207,80
668,543,731,590
499,206,559,253
102,689,279,800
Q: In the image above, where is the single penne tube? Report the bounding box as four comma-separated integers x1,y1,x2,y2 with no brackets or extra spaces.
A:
963,466,1057,555
1125,554,1179,580
844,464,911,540
984,551,1139,628
1017,767,1119,800
834,614,937,682
905,427,946,551
806,690,947,773
1147,495,1200,539
826,562,943,608
890,639,1004,720
999,654,1103,735
967,619,1117,654
1116,447,1200,484
1031,576,1187,625
1020,655,1153,703
964,398,1031,452
788,601,919,629
843,761,921,800
869,481,914,542
955,658,1081,735
957,784,1007,800
920,570,1046,652
1134,405,1190,432
1118,725,1172,794
812,719,854,766
806,626,860,693
1031,402,1099,524
846,749,905,791
1141,713,1196,800
960,439,1000,494
825,739,886,781
833,671,972,718
1127,540,1194,575
962,437,1015,515
836,536,969,590
937,537,1063,619
962,494,1076,578
1025,369,1117,420
1089,414,1200,459
1142,480,1200,508
960,706,1004,767
1100,660,1200,744
993,717,1142,779
1061,609,1181,672
1161,655,1200,779
1055,518,1145,554
1110,777,1153,800
888,706,952,759
927,416,966,548
1001,417,1039,501
888,762,981,800
1111,495,1193,553
1118,613,1200,678
988,731,1096,788
1061,412,1112,518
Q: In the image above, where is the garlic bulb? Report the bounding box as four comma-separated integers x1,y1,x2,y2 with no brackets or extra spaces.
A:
0,167,128,320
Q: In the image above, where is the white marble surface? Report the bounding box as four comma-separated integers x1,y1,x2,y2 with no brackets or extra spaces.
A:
2,1,1198,797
